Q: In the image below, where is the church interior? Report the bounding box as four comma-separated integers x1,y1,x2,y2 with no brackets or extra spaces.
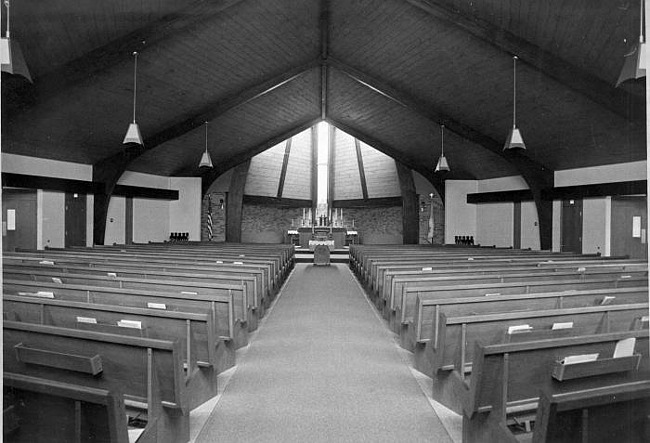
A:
1,0,649,442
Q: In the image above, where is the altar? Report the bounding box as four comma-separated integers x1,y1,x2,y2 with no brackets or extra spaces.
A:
286,207,359,248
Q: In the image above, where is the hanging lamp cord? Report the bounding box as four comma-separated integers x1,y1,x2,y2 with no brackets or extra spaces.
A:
5,0,10,39
512,55,517,129
640,0,645,43
440,124,445,156
205,121,209,154
132,52,138,123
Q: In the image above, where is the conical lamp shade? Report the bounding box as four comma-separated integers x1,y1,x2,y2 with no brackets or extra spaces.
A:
435,155,450,172
0,38,32,82
123,122,143,145
616,42,647,86
504,127,526,150
199,150,213,168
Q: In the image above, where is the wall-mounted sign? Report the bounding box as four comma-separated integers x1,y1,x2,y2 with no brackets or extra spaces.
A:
632,216,641,238
7,209,16,230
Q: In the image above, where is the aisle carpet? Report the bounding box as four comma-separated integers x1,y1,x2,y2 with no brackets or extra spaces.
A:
195,264,454,442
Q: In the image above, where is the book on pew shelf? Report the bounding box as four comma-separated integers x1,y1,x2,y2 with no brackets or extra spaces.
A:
181,291,198,295
613,337,636,358
600,296,616,305
147,302,167,310
485,292,501,297
577,267,586,272
77,316,97,324
561,354,599,365
422,267,432,271
39,260,55,265
508,324,533,334
216,260,223,264
107,272,117,278
17,291,55,298
234,261,244,265
117,320,142,329
51,277,63,284
552,322,574,330
642,316,649,323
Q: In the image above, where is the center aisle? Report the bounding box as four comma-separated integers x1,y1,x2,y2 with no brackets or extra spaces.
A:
195,263,454,442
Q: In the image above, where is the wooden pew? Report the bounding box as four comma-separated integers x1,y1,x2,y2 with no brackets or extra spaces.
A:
3,262,263,327
4,294,226,403
4,255,267,322
387,268,647,324
412,286,649,376
7,251,274,305
462,329,650,443
425,303,648,413
2,279,245,351
3,372,129,443
3,267,255,335
532,380,650,443
396,275,648,342
4,321,190,443
379,261,648,309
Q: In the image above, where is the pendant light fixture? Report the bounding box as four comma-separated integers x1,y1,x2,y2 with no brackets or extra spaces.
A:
123,51,144,145
435,124,450,173
504,55,526,151
0,0,32,82
616,0,647,86
199,121,214,168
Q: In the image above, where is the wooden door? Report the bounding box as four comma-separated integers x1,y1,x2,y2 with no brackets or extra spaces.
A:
611,197,647,259
65,192,86,247
2,189,37,251
561,199,583,253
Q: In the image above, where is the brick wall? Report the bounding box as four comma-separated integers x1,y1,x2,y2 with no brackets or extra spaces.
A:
241,203,302,244
418,193,445,244
342,206,403,244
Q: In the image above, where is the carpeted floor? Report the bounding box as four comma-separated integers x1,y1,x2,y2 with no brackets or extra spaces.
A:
195,264,454,442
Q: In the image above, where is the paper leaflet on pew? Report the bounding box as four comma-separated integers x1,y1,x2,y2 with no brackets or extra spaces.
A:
18,291,55,298
561,354,599,365
117,320,142,329
552,322,574,330
613,337,636,359
507,324,533,334
77,316,97,324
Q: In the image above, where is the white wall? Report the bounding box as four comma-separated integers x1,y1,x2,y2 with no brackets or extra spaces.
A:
104,196,126,245
170,177,202,241
119,171,171,244
445,180,478,244
3,154,93,249
553,161,645,255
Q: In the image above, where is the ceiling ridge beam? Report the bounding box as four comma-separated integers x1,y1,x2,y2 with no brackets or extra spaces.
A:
403,0,644,124
6,0,248,119
320,0,331,120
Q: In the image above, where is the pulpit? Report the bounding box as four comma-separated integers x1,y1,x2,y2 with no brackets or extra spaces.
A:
313,244,331,266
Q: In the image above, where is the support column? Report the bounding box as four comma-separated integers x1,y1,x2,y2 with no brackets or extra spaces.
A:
226,160,250,243
396,162,418,244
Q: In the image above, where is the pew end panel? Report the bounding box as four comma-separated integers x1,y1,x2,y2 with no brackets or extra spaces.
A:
3,372,130,443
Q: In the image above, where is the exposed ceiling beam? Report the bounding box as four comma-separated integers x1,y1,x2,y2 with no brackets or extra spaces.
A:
95,59,319,180
277,138,293,198
202,116,323,194
320,0,331,120
403,0,645,124
354,138,370,200
4,0,247,119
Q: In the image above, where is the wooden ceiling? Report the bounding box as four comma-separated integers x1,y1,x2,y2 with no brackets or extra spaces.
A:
2,0,646,187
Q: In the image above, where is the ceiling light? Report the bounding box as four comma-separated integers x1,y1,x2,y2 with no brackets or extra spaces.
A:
616,0,646,86
435,124,450,173
0,0,32,82
123,51,143,145
199,121,214,168
504,56,526,151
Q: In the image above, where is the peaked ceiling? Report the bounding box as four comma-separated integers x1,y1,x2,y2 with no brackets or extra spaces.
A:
2,0,646,188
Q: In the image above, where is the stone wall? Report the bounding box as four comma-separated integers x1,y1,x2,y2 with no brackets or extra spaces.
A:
241,203,302,244
342,206,403,244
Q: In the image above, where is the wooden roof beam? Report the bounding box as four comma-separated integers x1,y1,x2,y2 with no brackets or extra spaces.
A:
320,0,331,120
5,0,247,119
403,0,645,124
